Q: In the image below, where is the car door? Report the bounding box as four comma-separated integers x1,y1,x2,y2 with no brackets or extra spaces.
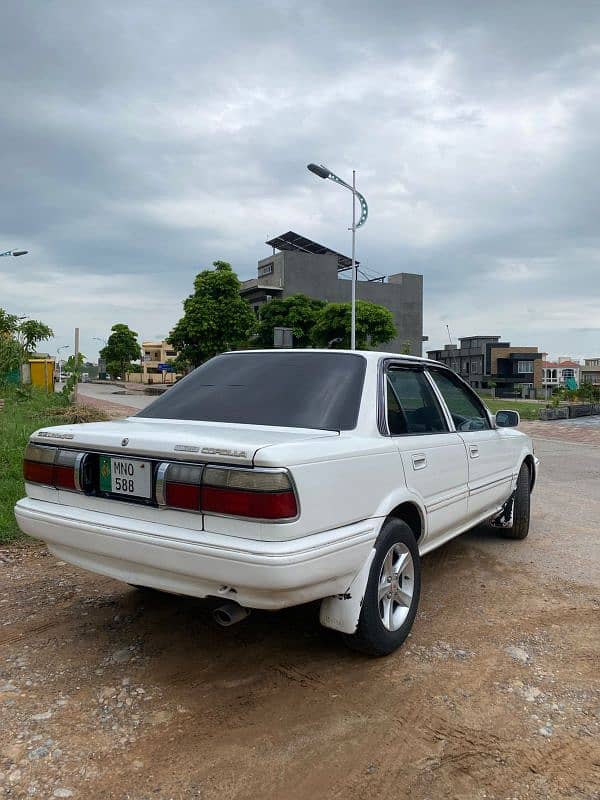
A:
427,368,515,519
384,364,469,543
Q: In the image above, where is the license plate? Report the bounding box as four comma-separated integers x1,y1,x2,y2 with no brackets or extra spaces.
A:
99,456,152,499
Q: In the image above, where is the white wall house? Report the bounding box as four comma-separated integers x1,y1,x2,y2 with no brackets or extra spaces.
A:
541,359,581,388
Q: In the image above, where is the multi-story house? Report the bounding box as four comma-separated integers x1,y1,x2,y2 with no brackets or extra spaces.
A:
427,335,545,396
581,358,600,386
541,359,581,389
141,340,178,384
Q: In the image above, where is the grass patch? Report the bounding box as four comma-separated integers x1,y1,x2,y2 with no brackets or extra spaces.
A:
0,385,107,543
479,396,544,421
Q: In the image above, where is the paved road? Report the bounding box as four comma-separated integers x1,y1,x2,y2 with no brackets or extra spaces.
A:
77,382,156,411
553,414,600,427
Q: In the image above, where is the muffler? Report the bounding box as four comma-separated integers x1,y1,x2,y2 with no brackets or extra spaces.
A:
212,601,251,627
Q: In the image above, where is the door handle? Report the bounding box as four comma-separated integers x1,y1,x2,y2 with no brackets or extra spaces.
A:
412,453,427,470
469,445,480,458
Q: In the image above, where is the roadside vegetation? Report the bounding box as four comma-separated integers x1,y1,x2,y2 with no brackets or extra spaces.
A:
479,396,544,421
0,385,107,543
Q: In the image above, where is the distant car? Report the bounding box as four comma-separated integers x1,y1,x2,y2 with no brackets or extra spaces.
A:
15,350,537,656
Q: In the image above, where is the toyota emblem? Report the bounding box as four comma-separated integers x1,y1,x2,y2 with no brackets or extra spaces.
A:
121,438,129,447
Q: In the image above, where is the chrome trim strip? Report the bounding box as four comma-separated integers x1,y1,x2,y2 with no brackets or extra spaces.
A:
155,462,169,507
74,453,87,493
468,476,513,497
426,489,469,513
376,357,389,435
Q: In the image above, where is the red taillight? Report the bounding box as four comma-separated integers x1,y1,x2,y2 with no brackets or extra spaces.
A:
201,466,297,520
157,463,203,512
201,486,297,520
53,464,77,490
23,444,83,492
24,460,54,485
156,462,298,521
165,482,201,511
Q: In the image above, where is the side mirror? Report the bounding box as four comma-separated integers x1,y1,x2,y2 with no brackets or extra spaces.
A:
495,410,520,428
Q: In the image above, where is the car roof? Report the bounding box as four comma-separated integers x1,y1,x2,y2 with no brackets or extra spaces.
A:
221,348,444,368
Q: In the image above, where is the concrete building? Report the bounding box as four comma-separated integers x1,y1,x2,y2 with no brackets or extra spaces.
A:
427,335,545,396
240,231,424,355
542,359,581,389
581,358,600,386
140,339,178,384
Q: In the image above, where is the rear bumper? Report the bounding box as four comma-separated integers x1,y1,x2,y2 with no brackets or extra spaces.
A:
14,497,376,610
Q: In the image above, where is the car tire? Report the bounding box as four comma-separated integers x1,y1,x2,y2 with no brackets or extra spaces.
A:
343,518,421,657
502,462,531,540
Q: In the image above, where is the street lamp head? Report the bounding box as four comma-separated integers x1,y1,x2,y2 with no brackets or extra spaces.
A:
12,250,28,257
307,163,330,179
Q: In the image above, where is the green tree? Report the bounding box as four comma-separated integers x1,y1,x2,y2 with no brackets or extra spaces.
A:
0,309,54,376
100,323,142,379
311,300,397,349
18,320,54,356
0,308,19,336
169,261,256,368
0,336,23,376
255,294,326,348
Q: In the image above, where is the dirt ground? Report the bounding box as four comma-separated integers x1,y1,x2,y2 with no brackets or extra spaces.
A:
1,436,599,800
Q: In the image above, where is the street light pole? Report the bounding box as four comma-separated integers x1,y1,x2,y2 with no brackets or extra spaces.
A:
56,345,70,383
307,163,368,350
351,170,357,350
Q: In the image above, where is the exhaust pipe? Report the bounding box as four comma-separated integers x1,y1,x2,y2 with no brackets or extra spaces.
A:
212,601,251,627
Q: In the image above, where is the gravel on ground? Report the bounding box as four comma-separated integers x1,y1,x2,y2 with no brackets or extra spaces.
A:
2,437,598,799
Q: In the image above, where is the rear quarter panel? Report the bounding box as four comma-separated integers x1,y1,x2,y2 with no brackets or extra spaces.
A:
203,437,410,541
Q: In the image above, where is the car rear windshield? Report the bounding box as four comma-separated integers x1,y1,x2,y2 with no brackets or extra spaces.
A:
137,352,367,430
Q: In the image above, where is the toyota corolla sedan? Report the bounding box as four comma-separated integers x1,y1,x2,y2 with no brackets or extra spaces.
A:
15,350,536,656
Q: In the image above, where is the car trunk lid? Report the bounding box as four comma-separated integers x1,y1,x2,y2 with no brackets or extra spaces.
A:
31,417,338,466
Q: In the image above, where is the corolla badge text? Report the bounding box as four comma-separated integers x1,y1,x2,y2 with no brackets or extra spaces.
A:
200,447,247,458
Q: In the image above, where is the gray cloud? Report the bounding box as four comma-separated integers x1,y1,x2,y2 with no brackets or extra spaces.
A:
1,0,599,360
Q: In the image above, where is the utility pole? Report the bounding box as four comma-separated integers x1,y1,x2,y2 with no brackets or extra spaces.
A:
73,328,80,402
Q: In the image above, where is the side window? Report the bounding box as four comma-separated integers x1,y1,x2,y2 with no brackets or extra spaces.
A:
386,368,448,435
429,370,491,432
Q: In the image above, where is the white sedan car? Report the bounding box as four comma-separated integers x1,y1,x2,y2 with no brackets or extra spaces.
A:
15,350,536,656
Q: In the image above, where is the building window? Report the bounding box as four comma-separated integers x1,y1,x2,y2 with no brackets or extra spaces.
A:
517,361,533,374
562,368,574,379
471,360,479,374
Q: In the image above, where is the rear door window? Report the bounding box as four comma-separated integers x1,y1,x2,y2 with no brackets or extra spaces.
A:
385,368,448,435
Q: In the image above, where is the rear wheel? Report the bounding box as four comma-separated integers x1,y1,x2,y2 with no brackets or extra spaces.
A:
503,462,531,540
344,518,421,657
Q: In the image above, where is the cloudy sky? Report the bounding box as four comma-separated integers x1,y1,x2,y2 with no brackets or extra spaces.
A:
1,0,599,361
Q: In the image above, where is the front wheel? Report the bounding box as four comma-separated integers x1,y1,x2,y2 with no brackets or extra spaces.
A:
344,518,421,657
502,462,531,540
